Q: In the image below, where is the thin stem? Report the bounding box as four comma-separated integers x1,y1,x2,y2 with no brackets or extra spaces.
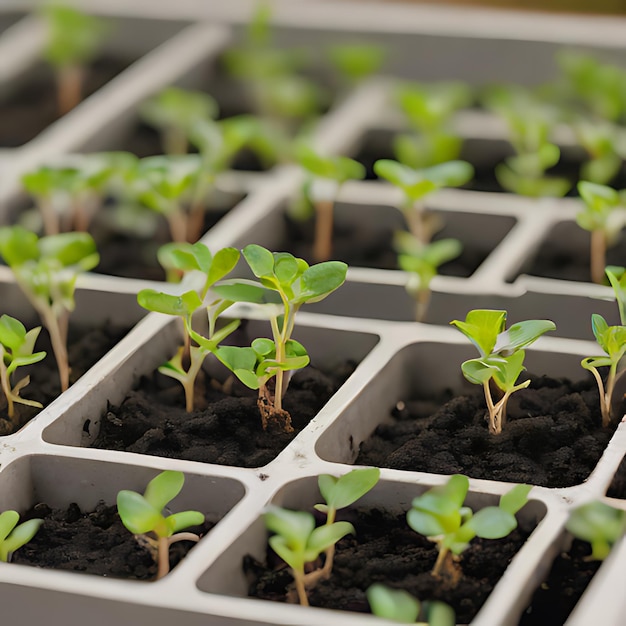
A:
41,308,69,392
270,315,285,412
482,380,498,434
56,65,83,116
405,200,428,244
589,366,610,427
38,196,60,236
164,128,188,156
415,287,431,323
590,229,607,285
432,546,449,577
166,208,188,243
0,358,14,420
156,535,170,580
293,569,309,606
313,199,334,262
187,176,214,243
320,508,336,579
604,362,618,427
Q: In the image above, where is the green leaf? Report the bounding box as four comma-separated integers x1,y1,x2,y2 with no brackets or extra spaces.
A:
137,289,202,318
207,247,240,287
566,501,626,560
0,315,27,351
499,484,531,515
468,507,517,539
0,511,19,543
407,508,451,537
298,261,348,302
167,510,205,534
143,470,185,512
117,490,161,535
493,319,556,353
243,244,275,278
39,232,99,268
318,468,380,511
307,521,355,555
212,279,281,305
273,253,300,285
1,517,42,561
366,584,420,623
264,506,314,549
252,338,275,356
461,358,498,385
450,309,507,357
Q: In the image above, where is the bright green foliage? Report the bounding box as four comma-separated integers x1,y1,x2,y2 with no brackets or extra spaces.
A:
407,475,531,578
581,313,626,427
451,309,556,434
366,584,456,625
138,244,241,412
327,43,386,86
0,226,99,393
0,315,47,423
296,144,366,184
263,504,354,606
0,510,43,563
395,231,462,322
374,159,473,244
606,265,626,325
117,470,204,579
566,500,626,561
212,244,347,431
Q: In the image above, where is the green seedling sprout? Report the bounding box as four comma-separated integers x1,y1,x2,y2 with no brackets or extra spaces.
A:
263,504,355,606
394,81,472,169
0,226,99,392
606,265,626,325
394,231,462,322
0,510,43,563
0,315,47,424
117,470,204,580
366,584,455,626
140,87,219,156
295,144,366,261
407,474,531,582
212,244,348,431
566,500,626,561
581,313,626,428
326,43,386,88
451,309,556,435
573,120,626,186
576,181,626,284
312,467,380,580
374,159,473,245
137,244,241,412
40,4,108,115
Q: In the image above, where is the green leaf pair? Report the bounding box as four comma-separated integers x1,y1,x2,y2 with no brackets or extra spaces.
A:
0,510,43,563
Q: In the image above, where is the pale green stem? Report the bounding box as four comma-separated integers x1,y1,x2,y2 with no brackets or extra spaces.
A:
320,507,337,579
432,546,449,577
0,354,14,419
166,205,188,243
293,568,309,606
313,199,335,262
591,229,607,285
405,199,427,244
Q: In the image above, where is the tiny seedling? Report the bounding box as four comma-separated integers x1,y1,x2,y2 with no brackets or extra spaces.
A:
117,470,204,580
295,144,366,261
374,159,473,244
0,226,99,392
137,244,241,412
40,4,109,115
573,120,626,186
581,313,626,427
326,43,386,88
576,181,626,284
450,309,556,434
366,584,455,626
565,500,626,561
0,315,47,424
263,504,354,606
407,474,531,582
0,510,43,563
606,265,626,325
212,244,347,431
394,231,462,322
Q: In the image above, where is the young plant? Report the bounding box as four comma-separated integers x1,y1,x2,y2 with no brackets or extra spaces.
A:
450,309,556,435
366,584,455,626
374,159,473,244
606,265,626,325
0,315,47,425
326,43,386,88
0,226,99,392
295,144,366,261
573,120,626,186
565,500,626,560
137,244,241,412
407,474,531,582
213,244,348,432
262,504,354,606
394,231,462,322
117,470,204,580
576,181,626,284
40,4,109,115
0,510,43,563
581,313,626,427
140,87,219,156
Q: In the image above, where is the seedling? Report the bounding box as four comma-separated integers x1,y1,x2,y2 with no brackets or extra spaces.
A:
326,43,386,88
213,244,348,431
295,144,366,261
366,584,455,625
263,504,354,606
573,120,626,186
137,244,241,412
40,4,108,115
140,87,219,156
407,474,531,582
0,315,47,424
450,309,556,434
581,313,626,427
566,500,626,561
117,470,204,580
0,226,99,392
0,510,43,563
576,181,626,284
394,232,462,322
606,265,626,325
374,159,473,244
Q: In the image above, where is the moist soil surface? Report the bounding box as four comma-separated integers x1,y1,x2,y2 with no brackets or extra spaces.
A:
245,506,533,624
356,375,618,488
12,501,212,580
92,358,355,467
0,57,131,148
0,321,130,436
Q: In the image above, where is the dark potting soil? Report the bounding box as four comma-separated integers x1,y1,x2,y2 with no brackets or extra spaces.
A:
245,506,534,624
12,501,213,580
605,453,626,498
0,56,132,148
518,539,600,626
0,321,130,436
356,375,618,488
92,359,356,467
